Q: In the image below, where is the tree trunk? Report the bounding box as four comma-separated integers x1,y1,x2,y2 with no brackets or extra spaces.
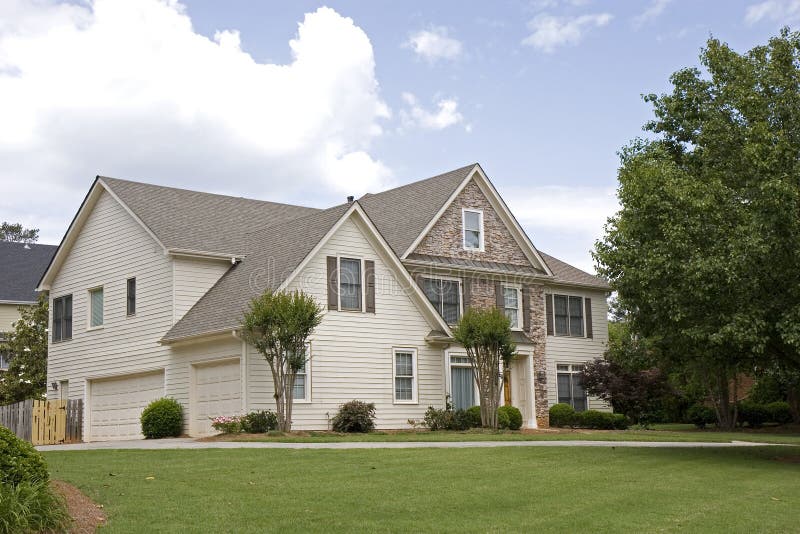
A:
712,371,737,431
788,385,800,424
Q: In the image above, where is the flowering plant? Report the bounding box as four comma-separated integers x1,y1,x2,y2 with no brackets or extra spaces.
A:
210,415,243,434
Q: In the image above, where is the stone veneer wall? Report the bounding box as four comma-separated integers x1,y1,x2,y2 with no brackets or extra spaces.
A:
414,179,531,266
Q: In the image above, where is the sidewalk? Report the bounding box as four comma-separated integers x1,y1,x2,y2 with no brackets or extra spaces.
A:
37,438,777,452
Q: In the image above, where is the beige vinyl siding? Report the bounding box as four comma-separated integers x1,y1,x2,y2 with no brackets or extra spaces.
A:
544,288,610,412
247,215,445,430
0,303,25,334
172,257,230,323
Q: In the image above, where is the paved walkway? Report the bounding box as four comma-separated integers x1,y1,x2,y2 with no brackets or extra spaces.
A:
37,438,777,452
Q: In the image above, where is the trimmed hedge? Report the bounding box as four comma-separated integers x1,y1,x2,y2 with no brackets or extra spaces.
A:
141,397,183,439
687,404,716,429
548,404,629,429
241,410,278,433
766,401,793,425
549,403,576,427
0,426,49,486
498,406,523,430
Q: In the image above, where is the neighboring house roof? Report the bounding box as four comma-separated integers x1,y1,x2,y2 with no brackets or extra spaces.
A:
162,203,352,342
538,251,609,290
0,242,57,303
358,164,475,257
100,177,320,256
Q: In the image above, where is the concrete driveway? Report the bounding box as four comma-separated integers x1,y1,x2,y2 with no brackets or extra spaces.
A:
36,438,777,452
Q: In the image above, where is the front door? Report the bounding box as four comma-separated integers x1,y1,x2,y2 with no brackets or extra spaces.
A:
511,354,534,428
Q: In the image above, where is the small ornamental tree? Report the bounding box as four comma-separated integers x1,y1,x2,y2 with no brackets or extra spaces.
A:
452,308,515,429
0,294,48,403
240,290,322,432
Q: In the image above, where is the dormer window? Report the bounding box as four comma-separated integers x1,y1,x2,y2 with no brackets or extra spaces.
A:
462,209,484,251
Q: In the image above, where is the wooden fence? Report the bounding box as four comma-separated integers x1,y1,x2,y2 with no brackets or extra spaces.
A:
0,399,83,445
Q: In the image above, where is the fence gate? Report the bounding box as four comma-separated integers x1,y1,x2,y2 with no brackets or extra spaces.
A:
1,399,83,445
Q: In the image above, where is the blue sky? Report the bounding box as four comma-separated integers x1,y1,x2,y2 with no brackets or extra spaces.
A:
0,0,794,272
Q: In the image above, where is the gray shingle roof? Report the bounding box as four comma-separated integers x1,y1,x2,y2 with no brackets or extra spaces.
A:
358,164,476,256
0,242,57,302
162,203,351,342
538,251,609,290
100,177,319,256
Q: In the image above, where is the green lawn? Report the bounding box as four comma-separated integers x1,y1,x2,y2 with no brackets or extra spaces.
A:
44,446,800,533
208,426,800,445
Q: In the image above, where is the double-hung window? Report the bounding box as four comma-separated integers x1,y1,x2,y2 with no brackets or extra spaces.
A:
462,209,484,251
393,348,417,403
422,277,461,324
52,294,73,342
126,278,136,316
292,344,310,402
0,349,10,371
557,364,588,411
554,294,584,337
339,258,362,311
502,285,522,329
88,287,104,328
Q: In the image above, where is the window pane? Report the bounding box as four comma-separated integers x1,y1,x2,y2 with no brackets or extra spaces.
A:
90,288,104,327
569,296,584,337
293,374,306,400
464,211,481,231
554,295,568,335
451,366,475,410
53,298,63,341
557,373,572,405
505,308,519,328
572,373,587,412
395,353,413,377
441,280,461,323
464,229,481,249
422,278,442,311
127,278,136,315
395,377,413,401
339,259,362,310
503,287,518,307
64,295,72,339
450,355,470,366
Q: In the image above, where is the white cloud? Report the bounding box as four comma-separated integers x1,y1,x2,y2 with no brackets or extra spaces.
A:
404,27,463,62
399,93,465,131
505,185,619,274
522,13,613,53
632,0,672,28
745,0,800,24
0,0,393,243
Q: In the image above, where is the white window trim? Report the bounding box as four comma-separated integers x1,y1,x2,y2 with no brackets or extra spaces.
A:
549,292,587,338
445,350,481,407
52,294,73,342
337,255,365,313
462,208,485,252
293,342,312,403
86,286,104,331
556,362,588,411
421,275,463,324
502,283,523,330
392,347,418,404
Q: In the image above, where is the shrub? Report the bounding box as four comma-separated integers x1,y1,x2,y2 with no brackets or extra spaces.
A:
498,406,523,430
211,415,242,434
687,404,716,429
578,410,612,430
0,426,49,486
466,406,483,428
0,480,69,534
766,401,793,425
332,400,376,433
140,397,183,439
611,413,630,430
240,410,278,433
738,401,769,428
549,403,576,428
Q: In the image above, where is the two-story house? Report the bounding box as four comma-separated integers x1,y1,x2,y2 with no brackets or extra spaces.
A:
0,241,57,371
38,164,610,440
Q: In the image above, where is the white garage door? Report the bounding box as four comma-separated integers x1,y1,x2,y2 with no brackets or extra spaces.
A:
89,370,165,441
192,359,241,436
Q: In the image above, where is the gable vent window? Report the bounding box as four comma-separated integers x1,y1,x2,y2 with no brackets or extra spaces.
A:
126,278,136,316
422,277,461,324
89,287,104,328
52,294,73,342
462,209,484,251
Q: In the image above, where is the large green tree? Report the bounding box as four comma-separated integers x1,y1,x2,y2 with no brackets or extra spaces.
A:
0,295,49,403
240,290,322,432
595,29,800,429
0,222,38,243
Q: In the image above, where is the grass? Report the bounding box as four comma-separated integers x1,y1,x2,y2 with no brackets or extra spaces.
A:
203,425,800,445
44,446,800,533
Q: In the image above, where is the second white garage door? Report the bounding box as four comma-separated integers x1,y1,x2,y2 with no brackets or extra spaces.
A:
89,370,165,441
191,358,242,436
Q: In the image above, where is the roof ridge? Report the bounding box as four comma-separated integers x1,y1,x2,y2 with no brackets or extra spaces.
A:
358,163,476,200
99,175,318,212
